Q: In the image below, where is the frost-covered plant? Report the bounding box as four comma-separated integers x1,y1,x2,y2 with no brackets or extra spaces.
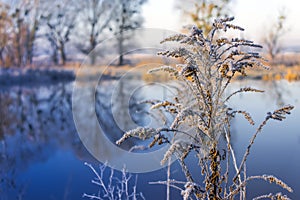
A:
83,163,145,200
116,17,294,199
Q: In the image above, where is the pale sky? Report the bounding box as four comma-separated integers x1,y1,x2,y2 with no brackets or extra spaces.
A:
143,0,300,49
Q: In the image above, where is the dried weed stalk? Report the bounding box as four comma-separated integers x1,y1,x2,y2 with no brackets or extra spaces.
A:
116,17,294,199
83,162,145,200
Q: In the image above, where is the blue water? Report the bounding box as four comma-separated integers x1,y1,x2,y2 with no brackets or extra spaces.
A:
0,80,299,199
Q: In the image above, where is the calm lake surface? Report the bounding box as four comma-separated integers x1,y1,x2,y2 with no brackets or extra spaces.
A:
0,78,299,200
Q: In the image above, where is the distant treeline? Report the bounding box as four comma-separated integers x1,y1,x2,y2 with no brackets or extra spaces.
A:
0,0,146,67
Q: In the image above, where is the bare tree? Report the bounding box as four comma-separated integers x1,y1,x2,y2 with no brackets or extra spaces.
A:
0,2,13,67
8,0,41,67
75,0,115,65
41,0,78,65
12,8,25,67
177,0,231,35
110,0,147,66
23,0,40,65
263,12,287,64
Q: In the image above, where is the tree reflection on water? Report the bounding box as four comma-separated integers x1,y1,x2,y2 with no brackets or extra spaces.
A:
0,79,148,199
0,84,82,199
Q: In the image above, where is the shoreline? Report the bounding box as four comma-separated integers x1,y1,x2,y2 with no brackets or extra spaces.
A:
1,61,300,87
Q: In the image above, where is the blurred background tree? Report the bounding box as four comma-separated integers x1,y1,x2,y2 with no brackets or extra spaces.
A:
109,0,147,66
177,0,232,35
262,11,287,65
75,0,115,65
40,0,79,65
0,0,41,67
0,3,13,67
